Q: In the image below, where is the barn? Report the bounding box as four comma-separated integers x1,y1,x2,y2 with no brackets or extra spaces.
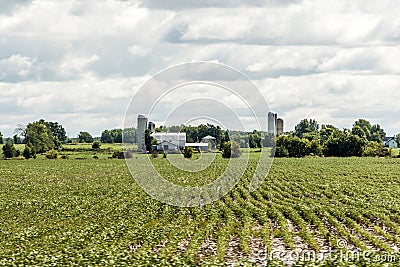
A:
151,133,186,151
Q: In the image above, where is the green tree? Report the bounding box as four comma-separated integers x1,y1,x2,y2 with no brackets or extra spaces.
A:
101,130,113,143
249,130,262,149
363,141,390,157
320,124,338,143
353,119,386,142
274,135,312,158
110,129,123,143
0,131,3,144
302,130,320,142
263,133,274,147
353,119,372,132
23,146,35,159
222,141,241,158
2,141,17,158
14,124,26,144
44,121,67,143
25,120,55,153
122,128,136,143
45,149,58,159
13,134,23,144
396,134,400,148
351,125,367,140
78,131,93,143
370,124,386,142
92,141,101,149
294,119,319,138
145,129,152,152
183,146,194,159
323,131,366,157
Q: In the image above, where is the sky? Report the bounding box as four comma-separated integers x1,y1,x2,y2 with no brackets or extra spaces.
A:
0,0,399,137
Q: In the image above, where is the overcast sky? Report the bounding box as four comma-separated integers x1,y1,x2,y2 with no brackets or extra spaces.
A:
0,0,399,137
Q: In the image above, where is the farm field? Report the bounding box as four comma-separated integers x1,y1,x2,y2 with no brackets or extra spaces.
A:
1,156,400,266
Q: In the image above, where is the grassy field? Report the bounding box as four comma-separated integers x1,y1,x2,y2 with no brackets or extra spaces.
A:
1,155,400,266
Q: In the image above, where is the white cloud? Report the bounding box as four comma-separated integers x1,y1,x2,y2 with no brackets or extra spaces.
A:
0,0,399,137
128,45,151,57
0,54,35,81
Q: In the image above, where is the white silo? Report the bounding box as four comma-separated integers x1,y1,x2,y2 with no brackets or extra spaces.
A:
137,115,148,152
268,112,277,135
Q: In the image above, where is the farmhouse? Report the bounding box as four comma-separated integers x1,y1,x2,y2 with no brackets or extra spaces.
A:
382,137,398,149
151,133,186,151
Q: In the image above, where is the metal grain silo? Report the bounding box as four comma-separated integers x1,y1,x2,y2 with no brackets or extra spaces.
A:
276,118,284,135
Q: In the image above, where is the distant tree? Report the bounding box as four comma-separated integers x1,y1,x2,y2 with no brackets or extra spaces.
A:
351,125,367,140
23,146,35,159
274,135,312,158
101,130,113,143
323,131,366,157
0,131,3,144
263,133,274,147
352,119,386,142
222,141,241,158
183,146,194,159
2,141,17,158
92,141,101,149
122,128,136,143
44,121,67,143
249,130,262,149
220,130,231,150
353,119,372,132
320,125,338,144
302,130,320,142
370,124,386,142
13,134,24,144
363,141,390,157
25,120,55,153
145,129,152,152
45,149,58,159
110,129,123,143
396,134,400,148
168,125,182,133
181,125,199,143
100,129,123,143
273,146,289,157
14,124,26,144
78,132,93,143
294,119,319,138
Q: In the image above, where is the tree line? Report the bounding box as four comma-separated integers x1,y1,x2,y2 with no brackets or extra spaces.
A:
1,118,399,159
0,119,137,159
273,118,397,158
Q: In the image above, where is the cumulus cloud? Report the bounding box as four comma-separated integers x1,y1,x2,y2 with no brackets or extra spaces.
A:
0,54,36,82
0,0,399,137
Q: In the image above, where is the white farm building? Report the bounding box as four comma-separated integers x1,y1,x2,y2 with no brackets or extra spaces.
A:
383,137,398,149
152,133,186,151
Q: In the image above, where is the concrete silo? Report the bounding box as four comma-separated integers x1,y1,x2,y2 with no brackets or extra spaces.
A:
268,112,277,135
137,115,148,152
276,118,284,135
